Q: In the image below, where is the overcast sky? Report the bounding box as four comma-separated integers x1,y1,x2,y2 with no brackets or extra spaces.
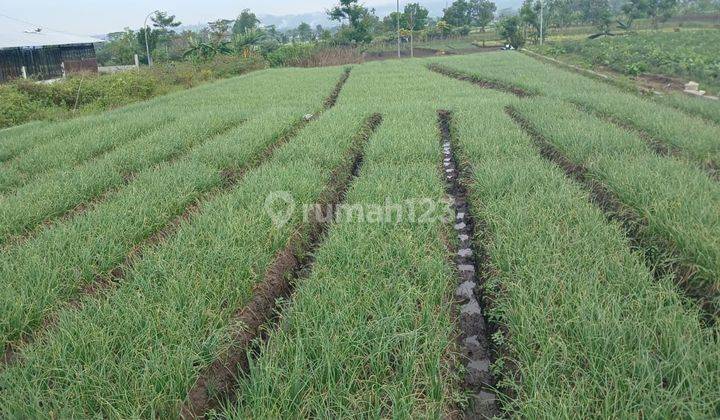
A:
1,0,402,35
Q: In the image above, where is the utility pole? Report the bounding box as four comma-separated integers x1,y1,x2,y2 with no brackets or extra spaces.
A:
397,0,401,58
539,0,544,46
409,9,415,58
144,11,158,66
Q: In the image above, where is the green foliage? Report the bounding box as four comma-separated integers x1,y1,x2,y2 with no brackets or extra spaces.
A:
96,29,141,66
539,30,720,92
0,57,266,129
233,9,260,35
498,15,526,47
328,0,377,44
0,86,46,128
622,0,678,28
443,0,498,28
265,43,317,67
405,3,431,30
296,22,314,41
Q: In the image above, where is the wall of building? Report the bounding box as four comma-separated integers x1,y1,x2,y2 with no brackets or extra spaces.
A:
0,43,97,82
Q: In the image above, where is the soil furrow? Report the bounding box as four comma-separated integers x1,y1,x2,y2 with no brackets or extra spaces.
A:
180,113,383,419
571,101,720,182
1,69,355,369
0,121,241,249
427,63,535,98
0,121,170,195
506,105,718,322
438,110,500,419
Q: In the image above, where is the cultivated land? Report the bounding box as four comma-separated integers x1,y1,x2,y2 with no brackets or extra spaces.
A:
0,52,718,418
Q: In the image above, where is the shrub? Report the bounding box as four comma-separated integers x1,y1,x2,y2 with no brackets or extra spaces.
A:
266,44,317,67
0,55,268,129
0,86,41,128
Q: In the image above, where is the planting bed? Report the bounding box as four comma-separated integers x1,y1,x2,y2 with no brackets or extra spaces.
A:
0,53,718,419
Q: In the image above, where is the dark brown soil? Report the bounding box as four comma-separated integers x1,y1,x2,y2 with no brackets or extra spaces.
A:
438,110,500,419
364,47,448,61
180,114,382,419
637,73,687,93
324,68,352,109
428,63,535,98
506,105,718,322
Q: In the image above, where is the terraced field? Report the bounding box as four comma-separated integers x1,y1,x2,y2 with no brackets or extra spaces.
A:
0,52,718,419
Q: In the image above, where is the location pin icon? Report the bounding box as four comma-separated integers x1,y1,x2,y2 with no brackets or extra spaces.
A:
264,191,296,229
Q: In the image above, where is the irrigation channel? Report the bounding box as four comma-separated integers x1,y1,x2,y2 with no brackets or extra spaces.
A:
181,114,383,418
439,110,499,418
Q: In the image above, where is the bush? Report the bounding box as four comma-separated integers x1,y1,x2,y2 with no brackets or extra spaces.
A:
266,44,317,67
0,86,43,128
0,55,268,129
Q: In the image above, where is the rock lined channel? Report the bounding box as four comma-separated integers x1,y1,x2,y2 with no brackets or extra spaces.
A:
439,110,500,419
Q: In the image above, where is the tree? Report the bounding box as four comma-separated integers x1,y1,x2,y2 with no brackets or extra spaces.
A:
497,15,525,47
149,11,181,59
470,0,497,30
405,3,430,30
580,0,613,33
328,0,376,43
443,0,473,26
545,0,577,29
622,0,678,28
96,29,139,65
383,12,404,32
208,19,233,44
233,9,260,35
519,0,541,41
136,27,159,63
151,11,181,32
404,3,428,57
297,22,314,41
184,35,232,62
443,0,497,29
436,19,453,36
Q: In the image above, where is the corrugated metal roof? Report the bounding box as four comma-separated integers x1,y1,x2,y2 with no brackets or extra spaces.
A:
0,15,101,49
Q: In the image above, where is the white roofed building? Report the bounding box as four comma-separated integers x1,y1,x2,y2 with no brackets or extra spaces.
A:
0,15,102,81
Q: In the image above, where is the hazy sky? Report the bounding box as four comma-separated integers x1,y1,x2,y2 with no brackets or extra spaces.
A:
1,0,400,35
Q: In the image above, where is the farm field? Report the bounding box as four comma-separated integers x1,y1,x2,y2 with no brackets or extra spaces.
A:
0,52,718,418
534,29,720,96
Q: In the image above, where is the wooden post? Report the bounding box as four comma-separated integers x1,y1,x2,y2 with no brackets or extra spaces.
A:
134,54,140,69
21,66,27,79
61,62,66,78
